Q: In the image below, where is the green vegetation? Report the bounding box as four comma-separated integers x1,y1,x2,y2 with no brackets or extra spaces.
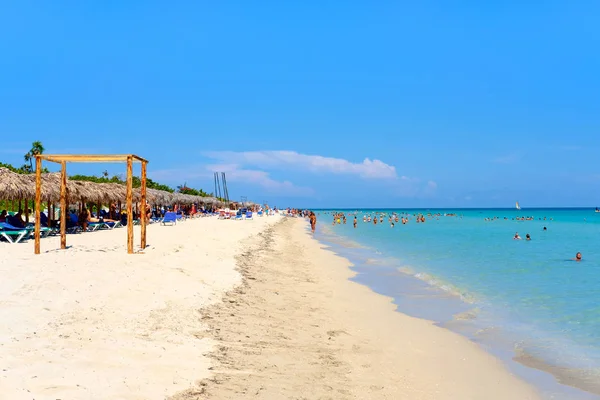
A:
177,183,210,197
69,174,176,193
1,142,217,210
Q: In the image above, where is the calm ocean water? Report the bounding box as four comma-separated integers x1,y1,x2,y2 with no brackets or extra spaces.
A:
314,208,600,399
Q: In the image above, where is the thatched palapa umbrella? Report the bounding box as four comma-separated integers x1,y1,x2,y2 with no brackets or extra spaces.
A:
0,167,33,200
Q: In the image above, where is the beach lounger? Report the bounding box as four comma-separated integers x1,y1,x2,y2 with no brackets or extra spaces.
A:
102,221,122,230
245,211,253,220
161,212,177,225
87,222,107,231
0,223,30,244
24,223,52,238
66,225,81,234
0,229,29,243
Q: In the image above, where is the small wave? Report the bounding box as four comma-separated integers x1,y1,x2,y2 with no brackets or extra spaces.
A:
398,267,478,304
454,308,481,321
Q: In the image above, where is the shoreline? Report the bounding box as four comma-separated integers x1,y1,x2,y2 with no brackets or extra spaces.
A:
171,217,540,399
316,217,600,399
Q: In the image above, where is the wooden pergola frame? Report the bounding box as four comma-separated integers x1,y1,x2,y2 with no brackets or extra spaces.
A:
33,154,149,255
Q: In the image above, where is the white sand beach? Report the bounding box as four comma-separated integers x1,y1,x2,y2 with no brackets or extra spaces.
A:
1,215,540,399
0,216,280,399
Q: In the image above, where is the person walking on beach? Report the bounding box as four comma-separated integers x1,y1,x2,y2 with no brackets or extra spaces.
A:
310,212,317,234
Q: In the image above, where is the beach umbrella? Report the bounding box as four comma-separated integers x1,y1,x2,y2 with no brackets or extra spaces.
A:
0,167,32,200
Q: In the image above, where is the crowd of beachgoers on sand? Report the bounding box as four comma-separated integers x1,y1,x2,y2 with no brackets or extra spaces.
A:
0,196,290,244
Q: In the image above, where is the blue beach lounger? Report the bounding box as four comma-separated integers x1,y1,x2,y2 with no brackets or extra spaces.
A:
161,212,177,225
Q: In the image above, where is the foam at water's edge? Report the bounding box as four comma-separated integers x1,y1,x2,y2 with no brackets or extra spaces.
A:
398,266,478,304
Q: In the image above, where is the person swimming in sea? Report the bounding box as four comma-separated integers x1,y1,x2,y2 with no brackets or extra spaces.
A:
574,252,582,262
514,232,522,240
525,233,531,241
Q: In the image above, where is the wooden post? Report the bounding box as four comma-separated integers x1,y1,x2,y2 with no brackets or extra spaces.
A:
49,201,54,228
34,156,42,254
126,156,134,254
140,161,147,249
25,200,30,223
60,161,67,249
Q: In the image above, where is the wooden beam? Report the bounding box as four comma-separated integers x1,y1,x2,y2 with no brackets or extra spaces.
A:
126,155,134,254
60,161,67,250
34,156,42,254
39,154,149,164
47,200,52,229
141,161,147,250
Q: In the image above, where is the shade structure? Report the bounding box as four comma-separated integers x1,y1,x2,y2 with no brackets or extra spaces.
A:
1,166,220,207
0,167,33,200
33,154,148,255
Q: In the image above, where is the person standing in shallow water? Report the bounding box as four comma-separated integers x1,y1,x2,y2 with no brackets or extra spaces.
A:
353,216,357,228
309,212,317,234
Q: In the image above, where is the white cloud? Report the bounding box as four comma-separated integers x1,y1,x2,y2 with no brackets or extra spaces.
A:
205,164,314,196
203,150,397,179
149,163,313,197
150,150,434,200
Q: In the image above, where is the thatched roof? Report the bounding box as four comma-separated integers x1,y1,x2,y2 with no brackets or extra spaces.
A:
0,167,220,207
0,167,31,200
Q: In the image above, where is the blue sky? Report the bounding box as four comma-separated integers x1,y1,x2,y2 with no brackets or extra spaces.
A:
1,1,599,208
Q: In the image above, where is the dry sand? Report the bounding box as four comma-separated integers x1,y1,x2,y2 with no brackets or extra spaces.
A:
1,215,541,399
0,215,279,400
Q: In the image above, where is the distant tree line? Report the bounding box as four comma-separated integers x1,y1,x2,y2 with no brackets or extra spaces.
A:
1,141,215,197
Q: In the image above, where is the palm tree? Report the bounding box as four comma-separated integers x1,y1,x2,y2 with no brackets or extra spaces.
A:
23,141,45,172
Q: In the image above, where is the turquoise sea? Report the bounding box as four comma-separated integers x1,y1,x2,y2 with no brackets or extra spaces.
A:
314,208,600,400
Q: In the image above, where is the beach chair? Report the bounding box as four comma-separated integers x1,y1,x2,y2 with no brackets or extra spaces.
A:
0,223,29,244
24,223,52,238
87,222,107,232
0,229,29,243
257,210,263,217
102,221,122,230
245,211,253,220
161,212,177,226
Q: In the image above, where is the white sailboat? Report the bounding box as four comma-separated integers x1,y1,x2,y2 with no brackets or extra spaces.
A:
516,201,521,210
